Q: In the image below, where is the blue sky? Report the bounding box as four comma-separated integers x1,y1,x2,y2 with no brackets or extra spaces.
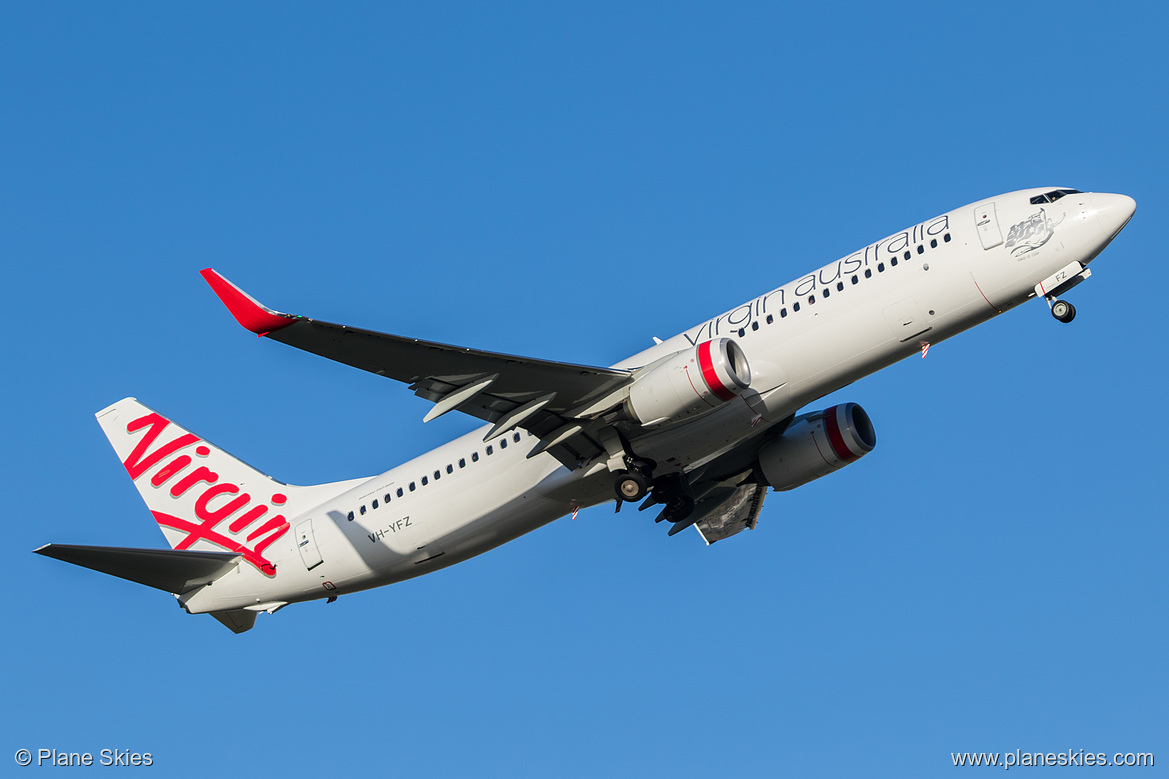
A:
3,3,1165,776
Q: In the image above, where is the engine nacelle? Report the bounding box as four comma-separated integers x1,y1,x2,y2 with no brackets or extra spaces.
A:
626,338,751,426
757,403,876,491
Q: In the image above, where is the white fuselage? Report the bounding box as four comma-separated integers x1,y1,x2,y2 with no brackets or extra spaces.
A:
182,188,1134,615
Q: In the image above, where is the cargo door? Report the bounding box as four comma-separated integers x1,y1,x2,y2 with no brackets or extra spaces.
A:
883,298,932,342
410,542,445,566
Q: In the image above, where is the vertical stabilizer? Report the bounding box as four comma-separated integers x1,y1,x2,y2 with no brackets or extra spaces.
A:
95,398,361,577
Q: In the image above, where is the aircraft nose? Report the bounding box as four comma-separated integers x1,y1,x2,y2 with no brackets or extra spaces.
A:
1093,192,1137,240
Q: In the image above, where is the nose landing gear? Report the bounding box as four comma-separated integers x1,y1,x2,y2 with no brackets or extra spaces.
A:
1050,299,1076,323
1035,260,1090,325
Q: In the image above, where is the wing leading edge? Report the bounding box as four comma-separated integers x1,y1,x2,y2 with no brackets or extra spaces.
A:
200,269,633,468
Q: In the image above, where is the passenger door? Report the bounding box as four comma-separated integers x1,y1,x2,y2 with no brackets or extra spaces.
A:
295,519,324,571
974,202,1004,249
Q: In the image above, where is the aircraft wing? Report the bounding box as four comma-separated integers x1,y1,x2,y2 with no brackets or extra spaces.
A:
201,270,633,468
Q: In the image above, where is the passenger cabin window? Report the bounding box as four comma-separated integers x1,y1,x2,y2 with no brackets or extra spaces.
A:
372,499,378,509
766,314,774,324
486,445,493,455
446,464,453,474
434,470,441,480
409,482,416,492
500,438,507,449
513,432,521,442
397,487,404,497
472,452,479,462
421,476,428,486
347,511,354,521
360,505,366,515
459,458,466,468
385,493,392,503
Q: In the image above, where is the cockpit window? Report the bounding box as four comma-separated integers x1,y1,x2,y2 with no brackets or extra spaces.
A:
1030,188,1082,205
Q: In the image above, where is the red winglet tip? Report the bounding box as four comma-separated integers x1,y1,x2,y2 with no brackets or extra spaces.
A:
200,269,295,335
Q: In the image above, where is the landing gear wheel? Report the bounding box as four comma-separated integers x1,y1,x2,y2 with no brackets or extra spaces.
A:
614,470,651,502
1051,300,1076,323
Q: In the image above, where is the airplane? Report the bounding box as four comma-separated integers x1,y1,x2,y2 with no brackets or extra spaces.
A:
37,187,1136,633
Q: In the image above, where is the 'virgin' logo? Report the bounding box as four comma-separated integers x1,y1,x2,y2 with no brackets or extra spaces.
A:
122,413,289,576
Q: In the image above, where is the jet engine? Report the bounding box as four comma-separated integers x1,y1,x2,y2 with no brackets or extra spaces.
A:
626,338,751,426
757,403,876,491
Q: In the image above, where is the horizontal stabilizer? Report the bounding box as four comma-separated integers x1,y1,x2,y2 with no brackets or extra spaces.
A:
34,544,241,594
210,609,258,634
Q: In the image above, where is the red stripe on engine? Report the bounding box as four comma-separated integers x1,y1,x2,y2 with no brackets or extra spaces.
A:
697,341,736,402
824,405,857,463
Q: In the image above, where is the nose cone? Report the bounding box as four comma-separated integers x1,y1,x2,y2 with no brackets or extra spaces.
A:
1093,192,1137,240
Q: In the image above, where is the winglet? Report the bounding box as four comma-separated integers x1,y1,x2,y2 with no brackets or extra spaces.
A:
200,269,297,336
